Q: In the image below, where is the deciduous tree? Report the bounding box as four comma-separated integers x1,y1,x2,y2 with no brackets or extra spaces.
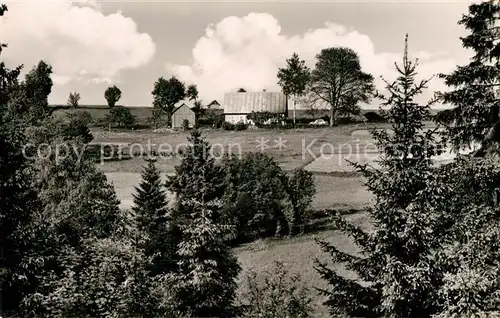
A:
23,60,53,121
310,47,375,126
104,85,122,108
67,91,80,108
186,84,198,102
106,106,137,129
151,76,186,127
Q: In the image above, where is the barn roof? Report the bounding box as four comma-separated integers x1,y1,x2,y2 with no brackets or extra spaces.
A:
173,99,195,113
223,91,286,114
173,102,195,114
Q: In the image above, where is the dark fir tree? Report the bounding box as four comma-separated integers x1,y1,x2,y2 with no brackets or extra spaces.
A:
166,130,225,205
437,1,500,151
132,158,175,275
314,35,443,317
165,198,241,317
165,130,240,316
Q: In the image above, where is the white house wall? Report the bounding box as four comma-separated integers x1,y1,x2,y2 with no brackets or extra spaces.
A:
223,92,286,114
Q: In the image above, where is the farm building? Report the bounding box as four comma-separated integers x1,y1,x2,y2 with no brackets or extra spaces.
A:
171,100,195,128
223,91,287,123
207,100,221,109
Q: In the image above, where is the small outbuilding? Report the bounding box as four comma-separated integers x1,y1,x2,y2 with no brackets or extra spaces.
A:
171,100,195,128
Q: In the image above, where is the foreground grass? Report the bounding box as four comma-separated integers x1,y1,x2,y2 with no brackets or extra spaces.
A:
235,211,373,316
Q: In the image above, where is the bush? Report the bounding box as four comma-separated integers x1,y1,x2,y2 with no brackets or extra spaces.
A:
238,261,313,318
196,112,225,128
235,121,248,131
221,153,288,241
56,111,94,143
106,106,137,129
282,169,316,235
247,111,285,127
71,110,93,126
220,153,315,242
222,121,235,131
182,118,190,130
213,116,225,128
364,111,385,122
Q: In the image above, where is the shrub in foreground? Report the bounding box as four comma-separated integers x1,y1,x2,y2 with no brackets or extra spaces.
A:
238,261,313,318
222,121,235,131
235,120,248,131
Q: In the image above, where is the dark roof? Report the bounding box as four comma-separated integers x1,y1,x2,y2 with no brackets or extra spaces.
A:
173,103,195,114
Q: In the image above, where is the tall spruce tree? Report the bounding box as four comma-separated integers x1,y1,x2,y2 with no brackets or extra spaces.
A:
437,1,500,151
132,158,175,275
165,130,240,317
314,35,443,317
166,198,241,317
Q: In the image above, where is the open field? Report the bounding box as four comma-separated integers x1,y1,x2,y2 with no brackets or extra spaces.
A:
53,105,154,124
95,126,358,173
107,172,372,211
235,211,373,316
100,125,448,209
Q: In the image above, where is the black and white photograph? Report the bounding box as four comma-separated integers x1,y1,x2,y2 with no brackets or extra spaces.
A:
0,0,499,317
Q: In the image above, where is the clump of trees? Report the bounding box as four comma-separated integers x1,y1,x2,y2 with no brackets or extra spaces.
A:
221,152,316,241
277,49,375,127
151,77,202,128
4,1,500,317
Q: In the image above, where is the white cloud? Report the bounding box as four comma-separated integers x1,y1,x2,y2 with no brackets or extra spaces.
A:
168,12,458,107
0,0,156,85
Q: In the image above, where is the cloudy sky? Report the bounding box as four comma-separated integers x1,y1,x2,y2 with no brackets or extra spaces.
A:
0,0,475,107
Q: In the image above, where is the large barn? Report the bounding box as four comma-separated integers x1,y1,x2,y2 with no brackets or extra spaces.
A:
223,91,287,123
